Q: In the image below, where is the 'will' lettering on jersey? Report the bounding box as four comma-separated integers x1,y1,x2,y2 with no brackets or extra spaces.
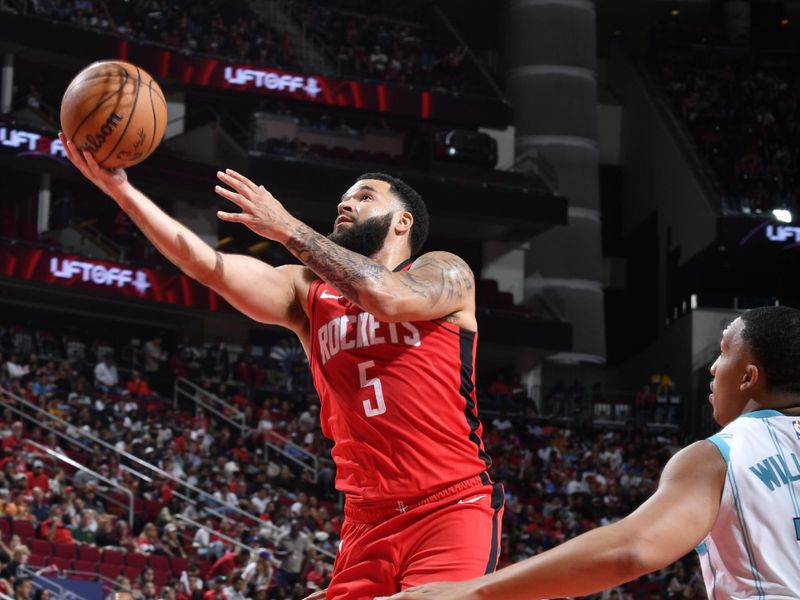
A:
317,312,421,365
749,452,800,491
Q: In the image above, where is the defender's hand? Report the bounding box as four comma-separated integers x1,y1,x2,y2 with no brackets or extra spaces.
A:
215,169,298,243
377,580,483,600
302,588,327,600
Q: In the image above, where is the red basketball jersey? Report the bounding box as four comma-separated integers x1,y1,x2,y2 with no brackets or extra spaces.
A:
306,261,491,502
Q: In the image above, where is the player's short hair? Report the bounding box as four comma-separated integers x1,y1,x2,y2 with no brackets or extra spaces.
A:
740,306,800,393
357,172,429,255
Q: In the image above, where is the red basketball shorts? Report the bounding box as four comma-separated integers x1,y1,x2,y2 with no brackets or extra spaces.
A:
327,475,505,600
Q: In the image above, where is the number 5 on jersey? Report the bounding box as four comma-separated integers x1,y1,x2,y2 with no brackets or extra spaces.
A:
358,360,386,417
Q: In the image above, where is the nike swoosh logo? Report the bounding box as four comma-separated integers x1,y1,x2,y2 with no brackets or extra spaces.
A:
458,495,486,504
320,291,343,300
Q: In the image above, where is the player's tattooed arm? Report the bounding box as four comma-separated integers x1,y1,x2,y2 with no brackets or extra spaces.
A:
284,222,386,304
284,223,474,322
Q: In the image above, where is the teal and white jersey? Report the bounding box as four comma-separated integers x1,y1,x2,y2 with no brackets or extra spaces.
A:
698,409,800,599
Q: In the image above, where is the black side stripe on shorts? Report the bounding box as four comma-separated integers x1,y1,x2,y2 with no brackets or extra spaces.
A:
484,482,505,574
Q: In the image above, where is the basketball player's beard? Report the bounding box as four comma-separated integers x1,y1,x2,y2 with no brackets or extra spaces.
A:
327,213,394,257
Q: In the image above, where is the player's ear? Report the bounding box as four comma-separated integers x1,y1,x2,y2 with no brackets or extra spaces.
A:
395,209,413,235
741,363,760,392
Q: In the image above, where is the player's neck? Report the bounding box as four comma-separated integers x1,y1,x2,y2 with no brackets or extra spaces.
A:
369,242,411,271
742,393,800,416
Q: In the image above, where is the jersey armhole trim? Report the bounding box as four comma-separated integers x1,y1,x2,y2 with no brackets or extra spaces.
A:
307,279,323,358
695,540,709,555
707,434,731,465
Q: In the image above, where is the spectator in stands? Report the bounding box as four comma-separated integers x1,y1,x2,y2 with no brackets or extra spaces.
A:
3,354,28,380
137,522,168,555
25,461,49,493
305,559,330,596
115,519,135,551
137,567,157,590
0,545,29,580
141,581,158,600
81,484,105,513
0,532,20,564
126,370,160,403
70,510,96,545
178,569,204,600
28,487,50,523
94,355,120,394
2,422,24,452
208,549,250,581
40,505,74,543
162,523,187,558
205,338,230,383
241,549,274,593
143,335,165,380
275,523,310,588
488,374,513,413
203,575,229,600
12,577,32,600
223,574,247,600
47,468,65,498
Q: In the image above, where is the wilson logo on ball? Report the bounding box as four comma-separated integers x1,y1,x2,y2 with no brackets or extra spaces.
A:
61,60,167,169
80,112,123,154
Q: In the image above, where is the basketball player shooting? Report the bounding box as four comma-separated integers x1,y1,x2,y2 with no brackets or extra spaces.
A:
384,306,800,599
58,133,504,600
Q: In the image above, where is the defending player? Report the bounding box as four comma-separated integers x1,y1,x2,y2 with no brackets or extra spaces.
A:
384,306,800,600
58,133,503,600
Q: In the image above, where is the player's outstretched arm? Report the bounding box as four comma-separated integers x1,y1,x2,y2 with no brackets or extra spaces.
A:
215,170,473,322
381,441,726,600
59,134,307,331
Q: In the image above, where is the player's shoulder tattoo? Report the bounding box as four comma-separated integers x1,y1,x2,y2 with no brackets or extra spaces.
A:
400,251,475,303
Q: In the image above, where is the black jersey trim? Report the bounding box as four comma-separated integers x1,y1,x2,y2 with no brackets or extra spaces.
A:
307,279,323,358
483,482,505,574
459,330,492,471
393,257,415,272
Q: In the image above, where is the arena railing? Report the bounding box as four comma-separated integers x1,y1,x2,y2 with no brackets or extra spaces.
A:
19,565,89,600
173,376,320,483
173,376,247,431
25,439,135,528
22,563,129,597
0,387,334,561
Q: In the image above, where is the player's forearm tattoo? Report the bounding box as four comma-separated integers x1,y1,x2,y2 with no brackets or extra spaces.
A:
285,224,473,308
285,223,387,303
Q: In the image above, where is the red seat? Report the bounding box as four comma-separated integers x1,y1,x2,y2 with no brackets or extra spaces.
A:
78,546,100,562
170,556,189,576
11,520,35,541
196,559,211,578
0,520,10,538
72,560,96,575
53,543,77,559
153,569,170,586
102,548,124,565
28,554,49,569
122,566,141,581
97,564,120,581
51,556,71,572
30,539,52,557
148,555,169,571
126,552,147,568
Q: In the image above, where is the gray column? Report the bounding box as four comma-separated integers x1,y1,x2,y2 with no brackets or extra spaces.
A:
505,0,605,364
1,53,13,114
37,172,51,234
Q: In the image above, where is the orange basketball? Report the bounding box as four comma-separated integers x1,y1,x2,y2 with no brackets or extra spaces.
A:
60,60,168,169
